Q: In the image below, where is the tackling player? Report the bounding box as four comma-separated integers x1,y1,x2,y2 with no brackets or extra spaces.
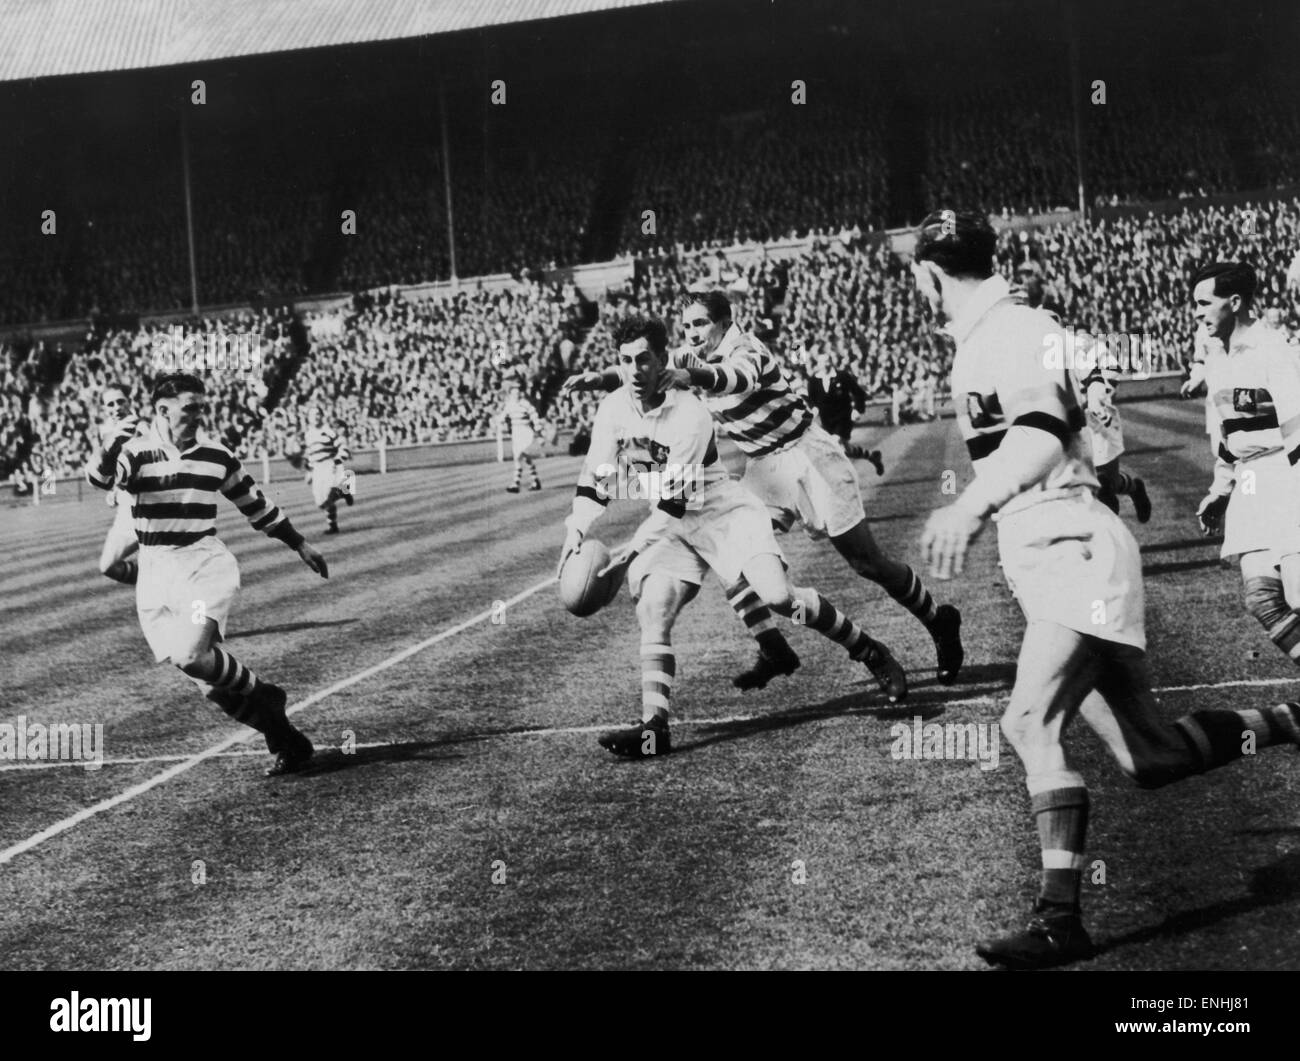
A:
912,211,1300,969
564,292,964,695
304,408,355,535
88,373,329,777
1192,261,1300,670
560,315,908,758
93,383,148,584
499,380,545,493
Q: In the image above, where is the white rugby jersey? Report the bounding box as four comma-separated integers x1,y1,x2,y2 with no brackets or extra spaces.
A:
1203,319,1300,467
673,324,813,458
945,275,1097,518
568,386,729,534
89,420,301,549
304,425,351,467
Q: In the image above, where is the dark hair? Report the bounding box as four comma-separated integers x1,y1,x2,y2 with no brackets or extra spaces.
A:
913,209,997,279
1190,261,1257,310
151,373,206,404
101,382,131,400
677,290,732,324
612,314,670,355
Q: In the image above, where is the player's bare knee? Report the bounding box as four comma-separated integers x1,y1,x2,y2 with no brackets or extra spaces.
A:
760,582,798,615
635,594,674,639
999,702,1047,754
171,644,211,673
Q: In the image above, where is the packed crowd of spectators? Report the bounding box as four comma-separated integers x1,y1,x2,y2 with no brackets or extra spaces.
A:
923,74,1242,216
6,67,1300,330
7,196,1300,490
263,278,585,454
616,103,890,257
1,309,299,483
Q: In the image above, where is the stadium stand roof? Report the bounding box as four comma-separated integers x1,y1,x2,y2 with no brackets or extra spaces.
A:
0,0,683,82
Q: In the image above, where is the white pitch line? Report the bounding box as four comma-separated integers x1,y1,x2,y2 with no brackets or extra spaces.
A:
0,576,557,866
4,674,1296,776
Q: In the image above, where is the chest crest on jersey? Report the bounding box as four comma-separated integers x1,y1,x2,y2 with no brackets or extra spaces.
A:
1233,387,1272,413
619,434,670,467
965,392,1004,430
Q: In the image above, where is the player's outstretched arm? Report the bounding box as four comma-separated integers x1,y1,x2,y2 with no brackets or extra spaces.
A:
560,368,621,394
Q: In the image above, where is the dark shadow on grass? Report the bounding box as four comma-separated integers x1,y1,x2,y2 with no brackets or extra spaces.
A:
285,741,470,776
667,691,950,756
1142,558,1225,577
1093,851,1300,959
228,619,359,639
1139,538,1220,555
1121,444,1190,457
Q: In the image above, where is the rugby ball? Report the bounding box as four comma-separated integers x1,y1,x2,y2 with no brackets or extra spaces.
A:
559,540,623,617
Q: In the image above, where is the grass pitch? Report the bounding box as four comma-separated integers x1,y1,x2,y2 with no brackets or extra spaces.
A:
1,398,1298,970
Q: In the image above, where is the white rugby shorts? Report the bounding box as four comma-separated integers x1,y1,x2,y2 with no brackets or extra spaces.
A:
310,462,345,507
997,490,1145,651
136,537,241,663
1087,409,1125,467
511,428,539,458
627,479,784,600
1222,451,1300,564
741,422,865,539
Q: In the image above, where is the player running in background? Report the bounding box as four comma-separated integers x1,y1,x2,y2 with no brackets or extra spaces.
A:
1192,261,1300,671
564,292,963,696
87,373,329,776
304,408,355,535
912,211,1300,969
559,315,908,758
1016,262,1151,522
93,383,148,584
499,379,544,493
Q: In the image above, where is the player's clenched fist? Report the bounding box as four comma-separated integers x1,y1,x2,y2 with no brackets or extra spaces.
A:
1196,492,1229,537
920,504,986,580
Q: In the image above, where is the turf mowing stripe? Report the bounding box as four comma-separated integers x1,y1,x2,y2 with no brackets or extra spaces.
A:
0,574,559,866
7,673,1296,775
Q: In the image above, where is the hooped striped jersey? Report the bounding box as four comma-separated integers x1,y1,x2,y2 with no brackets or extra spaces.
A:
946,275,1097,517
88,420,302,549
1203,319,1300,467
305,425,351,467
501,394,543,436
672,323,813,458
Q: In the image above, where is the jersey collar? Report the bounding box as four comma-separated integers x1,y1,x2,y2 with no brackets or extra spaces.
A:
619,383,678,419
941,274,1015,344
707,323,748,362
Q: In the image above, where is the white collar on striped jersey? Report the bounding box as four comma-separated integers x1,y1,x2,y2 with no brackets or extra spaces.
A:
940,273,1014,345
